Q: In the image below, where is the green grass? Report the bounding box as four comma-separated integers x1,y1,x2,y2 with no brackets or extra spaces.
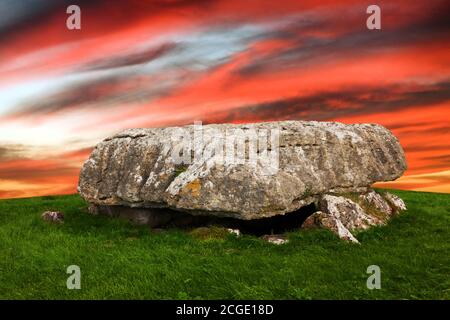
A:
0,190,449,299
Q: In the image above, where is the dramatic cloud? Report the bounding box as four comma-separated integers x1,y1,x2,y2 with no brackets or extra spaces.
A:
0,0,449,198
203,82,450,124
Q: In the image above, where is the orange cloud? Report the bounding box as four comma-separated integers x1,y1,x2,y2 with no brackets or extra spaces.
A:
0,0,449,198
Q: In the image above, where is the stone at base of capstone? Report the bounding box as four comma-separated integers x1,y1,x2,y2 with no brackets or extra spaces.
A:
303,190,406,242
319,194,382,230
302,211,359,243
384,192,407,212
359,190,393,216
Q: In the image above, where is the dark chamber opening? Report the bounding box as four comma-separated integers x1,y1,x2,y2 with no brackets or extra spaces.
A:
169,203,317,236
97,202,318,236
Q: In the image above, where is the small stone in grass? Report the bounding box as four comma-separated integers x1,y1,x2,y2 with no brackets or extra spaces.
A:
261,234,289,245
41,211,64,223
227,228,241,236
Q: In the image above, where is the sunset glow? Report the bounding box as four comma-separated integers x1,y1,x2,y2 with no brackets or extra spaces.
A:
0,0,449,198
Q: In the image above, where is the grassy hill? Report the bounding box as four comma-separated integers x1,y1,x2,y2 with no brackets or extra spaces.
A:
0,190,448,299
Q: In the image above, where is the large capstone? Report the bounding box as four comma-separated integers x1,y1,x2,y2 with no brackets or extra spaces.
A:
78,120,406,220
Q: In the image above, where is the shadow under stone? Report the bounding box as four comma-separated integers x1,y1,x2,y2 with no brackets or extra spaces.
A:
89,202,317,236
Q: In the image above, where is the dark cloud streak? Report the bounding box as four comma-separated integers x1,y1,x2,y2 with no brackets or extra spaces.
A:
205,81,450,124
79,43,178,72
236,1,450,78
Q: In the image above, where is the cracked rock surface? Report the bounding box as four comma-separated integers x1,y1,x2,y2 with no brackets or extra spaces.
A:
78,120,406,220
304,191,407,242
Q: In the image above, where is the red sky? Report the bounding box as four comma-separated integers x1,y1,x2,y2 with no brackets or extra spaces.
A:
0,0,449,198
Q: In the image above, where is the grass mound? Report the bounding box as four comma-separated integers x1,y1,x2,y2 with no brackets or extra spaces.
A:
0,190,448,299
